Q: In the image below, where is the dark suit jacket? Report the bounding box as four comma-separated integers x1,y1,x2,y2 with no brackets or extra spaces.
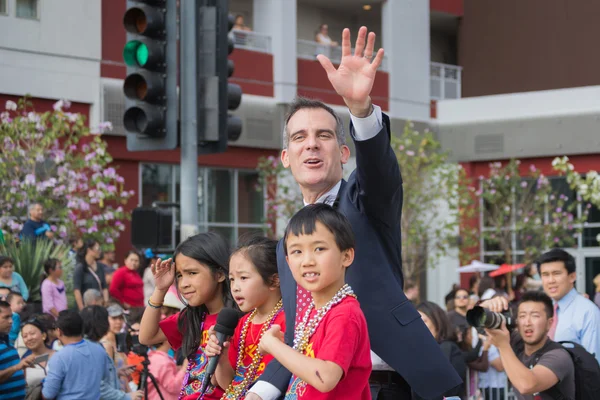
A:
257,113,462,399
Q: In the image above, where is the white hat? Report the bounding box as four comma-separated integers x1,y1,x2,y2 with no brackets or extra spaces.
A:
163,290,185,310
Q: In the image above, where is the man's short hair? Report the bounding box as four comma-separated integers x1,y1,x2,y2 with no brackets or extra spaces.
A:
536,248,576,274
284,203,355,255
518,290,554,319
0,300,10,312
81,306,109,342
56,309,84,337
28,202,42,212
282,97,346,149
6,291,23,304
83,289,103,306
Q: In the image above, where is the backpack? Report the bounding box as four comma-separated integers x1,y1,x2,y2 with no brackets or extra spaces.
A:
531,340,600,400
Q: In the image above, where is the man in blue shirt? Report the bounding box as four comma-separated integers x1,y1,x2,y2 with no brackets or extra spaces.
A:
20,202,54,241
0,300,35,400
42,309,110,400
537,248,600,364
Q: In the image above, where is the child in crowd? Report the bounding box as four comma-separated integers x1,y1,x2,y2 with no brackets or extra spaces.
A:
139,232,235,400
40,258,67,319
7,291,25,346
205,235,285,398
259,204,372,399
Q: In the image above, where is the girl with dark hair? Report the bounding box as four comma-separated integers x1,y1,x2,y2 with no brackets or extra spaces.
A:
416,301,466,399
205,234,284,398
40,258,67,319
109,250,144,308
73,239,109,310
139,232,234,400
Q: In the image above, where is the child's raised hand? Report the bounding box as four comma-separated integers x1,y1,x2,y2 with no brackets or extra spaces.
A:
258,324,284,356
152,258,175,291
204,326,230,358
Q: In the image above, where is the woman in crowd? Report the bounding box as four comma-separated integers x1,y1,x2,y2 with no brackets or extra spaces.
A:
523,263,543,291
73,239,109,310
0,256,29,300
40,258,67,319
416,301,467,399
81,305,143,400
109,250,144,309
21,317,54,394
101,303,130,391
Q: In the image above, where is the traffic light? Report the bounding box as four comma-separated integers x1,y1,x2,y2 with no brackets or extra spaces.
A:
123,0,178,151
195,0,243,155
131,207,173,249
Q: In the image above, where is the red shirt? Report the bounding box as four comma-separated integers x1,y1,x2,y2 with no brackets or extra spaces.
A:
159,312,224,400
108,266,144,307
284,297,372,400
224,309,286,398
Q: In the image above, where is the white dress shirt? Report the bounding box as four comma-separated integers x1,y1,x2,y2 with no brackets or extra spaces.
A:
249,105,390,400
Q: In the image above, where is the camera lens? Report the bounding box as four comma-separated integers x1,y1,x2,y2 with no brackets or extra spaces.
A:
466,306,509,329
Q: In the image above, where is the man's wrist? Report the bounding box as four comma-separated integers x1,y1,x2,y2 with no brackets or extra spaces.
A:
347,98,373,118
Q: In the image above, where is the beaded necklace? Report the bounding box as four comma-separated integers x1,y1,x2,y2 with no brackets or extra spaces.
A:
221,299,283,400
293,284,356,353
178,312,206,400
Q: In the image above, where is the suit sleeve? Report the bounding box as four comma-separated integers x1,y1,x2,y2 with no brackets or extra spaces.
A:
351,111,403,226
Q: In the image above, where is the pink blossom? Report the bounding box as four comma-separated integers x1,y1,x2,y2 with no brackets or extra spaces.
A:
406,150,415,156
5,100,17,111
399,145,405,151
554,237,560,243
116,176,125,184
555,207,562,213
520,181,528,188
106,237,114,244
529,164,537,172
490,189,496,195
24,174,36,186
69,145,77,151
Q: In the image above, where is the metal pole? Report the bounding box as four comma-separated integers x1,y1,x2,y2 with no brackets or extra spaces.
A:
180,0,200,241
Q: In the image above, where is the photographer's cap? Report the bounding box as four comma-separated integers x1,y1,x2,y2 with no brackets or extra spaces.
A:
107,304,125,317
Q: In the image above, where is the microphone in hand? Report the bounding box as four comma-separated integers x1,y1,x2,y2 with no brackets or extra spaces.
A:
201,308,241,394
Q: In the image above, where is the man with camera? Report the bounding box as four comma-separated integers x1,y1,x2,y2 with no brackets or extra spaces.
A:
477,291,575,400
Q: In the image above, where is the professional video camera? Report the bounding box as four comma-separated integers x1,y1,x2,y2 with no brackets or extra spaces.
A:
466,306,515,330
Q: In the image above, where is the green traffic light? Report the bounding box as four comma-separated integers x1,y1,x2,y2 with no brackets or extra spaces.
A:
123,40,149,67
136,43,149,66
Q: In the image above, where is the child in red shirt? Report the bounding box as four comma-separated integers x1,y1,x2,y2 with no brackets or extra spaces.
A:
205,235,285,399
259,204,372,399
138,232,236,400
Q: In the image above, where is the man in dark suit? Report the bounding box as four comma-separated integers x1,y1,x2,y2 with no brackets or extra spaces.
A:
248,26,461,399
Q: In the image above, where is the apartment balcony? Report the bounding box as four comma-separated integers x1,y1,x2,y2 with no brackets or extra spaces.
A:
430,62,462,100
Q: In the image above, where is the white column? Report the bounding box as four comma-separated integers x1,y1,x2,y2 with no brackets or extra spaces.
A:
382,0,431,121
253,0,297,103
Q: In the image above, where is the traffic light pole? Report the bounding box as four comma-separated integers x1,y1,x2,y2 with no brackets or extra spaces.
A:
180,0,200,241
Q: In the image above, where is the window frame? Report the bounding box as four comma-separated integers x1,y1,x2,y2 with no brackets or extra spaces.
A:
139,163,268,246
15,0,39,20
0,0,8,16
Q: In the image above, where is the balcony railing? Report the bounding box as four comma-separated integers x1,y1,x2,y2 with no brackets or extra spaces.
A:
431,62,462,100
297,39,389,71
230,29,272,53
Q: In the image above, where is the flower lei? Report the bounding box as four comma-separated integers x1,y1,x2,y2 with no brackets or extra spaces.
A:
179,312,207,400
221,299,284,399
293,284,356,353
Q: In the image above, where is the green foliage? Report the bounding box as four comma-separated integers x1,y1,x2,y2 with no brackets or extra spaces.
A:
0,238,75,302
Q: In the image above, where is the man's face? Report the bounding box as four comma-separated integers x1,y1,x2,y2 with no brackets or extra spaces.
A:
0,307,12,334
540,261,576,301
30,204,43,221
517,301,552,346
281,108,350,196
454,289,470,310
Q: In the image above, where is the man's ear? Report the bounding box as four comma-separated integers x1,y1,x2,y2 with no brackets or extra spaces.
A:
340,145,350,165
281,149,290,168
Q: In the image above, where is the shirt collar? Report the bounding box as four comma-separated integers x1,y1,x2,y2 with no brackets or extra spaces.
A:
556,287,578,309
303,180,342,206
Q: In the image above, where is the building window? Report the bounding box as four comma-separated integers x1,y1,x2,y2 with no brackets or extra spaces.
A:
480,176,600,264
141,164,266,245
0,0,7,15
16,0,38,19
